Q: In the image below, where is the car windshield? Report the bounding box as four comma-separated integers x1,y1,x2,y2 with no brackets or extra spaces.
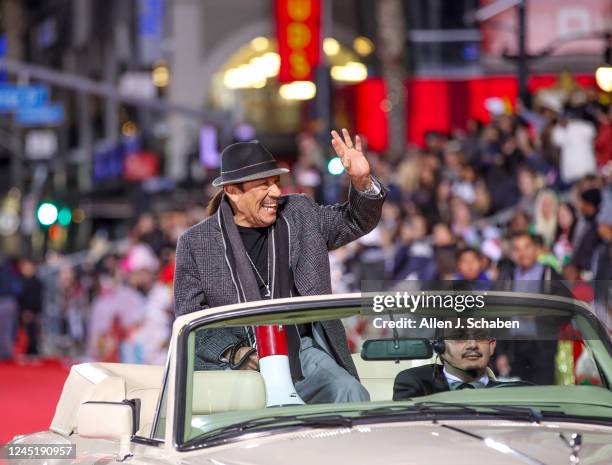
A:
176,291,612,447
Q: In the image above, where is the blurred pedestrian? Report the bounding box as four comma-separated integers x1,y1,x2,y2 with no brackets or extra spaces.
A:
135,213,168,256
516,167,540,216
595,107,612,167
431,222,457,280
562,263,593,303
122,244,172,365
392,216,436,281
18,258,43,356
572,188,602,272
508,210,531,236
552,110,597,186
498,232,564,294
451,197,479,246
0,255,21,360
57,264,89,354
553,202,577,266
87,257,147,362
454,247,489,283
592,188,612,324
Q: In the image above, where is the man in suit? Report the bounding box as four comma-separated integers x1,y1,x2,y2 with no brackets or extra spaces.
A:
174,130,386,403
495,231,570,384
497,232,566,293
393,326,499,400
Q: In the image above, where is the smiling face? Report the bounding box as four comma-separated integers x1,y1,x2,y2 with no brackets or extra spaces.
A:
224,176,281,227
456,250,482,280
512,234,539,270
443,333,496,376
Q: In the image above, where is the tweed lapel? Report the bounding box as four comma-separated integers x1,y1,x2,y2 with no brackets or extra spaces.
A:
216,202,243,303
279,197,299,271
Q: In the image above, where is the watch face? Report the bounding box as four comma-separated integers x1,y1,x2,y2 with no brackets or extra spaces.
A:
364,180,378,194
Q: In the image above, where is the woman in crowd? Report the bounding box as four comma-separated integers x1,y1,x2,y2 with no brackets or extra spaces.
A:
553,202,577,266
534,189,559,247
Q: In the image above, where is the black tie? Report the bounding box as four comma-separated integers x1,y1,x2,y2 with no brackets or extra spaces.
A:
457,382,475,390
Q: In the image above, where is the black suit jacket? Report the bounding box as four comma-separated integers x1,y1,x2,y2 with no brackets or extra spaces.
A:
393,364,500,400
495,263,572,297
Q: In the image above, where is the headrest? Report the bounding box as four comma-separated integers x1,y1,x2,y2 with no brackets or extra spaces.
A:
192,371,266,415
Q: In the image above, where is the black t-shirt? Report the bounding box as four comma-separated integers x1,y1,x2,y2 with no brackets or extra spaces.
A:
237,225,270,298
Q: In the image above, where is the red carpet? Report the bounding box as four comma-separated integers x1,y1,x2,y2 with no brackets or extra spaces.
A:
0,359,71,444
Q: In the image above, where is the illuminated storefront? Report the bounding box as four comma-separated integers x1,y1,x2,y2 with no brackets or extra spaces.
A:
208,36,372,136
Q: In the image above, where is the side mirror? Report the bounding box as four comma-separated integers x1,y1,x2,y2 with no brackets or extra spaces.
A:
361,338,433,361
77,400,140,460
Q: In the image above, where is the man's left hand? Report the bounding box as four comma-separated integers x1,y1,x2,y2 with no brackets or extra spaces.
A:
331,128,372,191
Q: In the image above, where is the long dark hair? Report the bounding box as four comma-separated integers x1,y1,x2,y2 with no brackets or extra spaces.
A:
556,202,577,241
207,190,224,216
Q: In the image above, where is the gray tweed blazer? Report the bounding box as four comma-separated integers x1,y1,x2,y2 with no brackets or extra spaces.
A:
174,182,386,377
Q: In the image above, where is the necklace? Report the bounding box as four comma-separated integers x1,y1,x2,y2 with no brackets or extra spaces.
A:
245,250,271,297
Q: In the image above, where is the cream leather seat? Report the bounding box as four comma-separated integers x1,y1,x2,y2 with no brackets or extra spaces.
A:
51,363,164,438
192,370,266,415
352,354,434,401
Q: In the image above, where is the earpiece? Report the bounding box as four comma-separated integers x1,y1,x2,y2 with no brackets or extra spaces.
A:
432,337,480,379
432,339,446,356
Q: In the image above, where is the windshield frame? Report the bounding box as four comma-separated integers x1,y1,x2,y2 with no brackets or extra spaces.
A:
171,293,612,450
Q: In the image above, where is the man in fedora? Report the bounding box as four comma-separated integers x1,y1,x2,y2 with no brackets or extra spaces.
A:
174,129,386,403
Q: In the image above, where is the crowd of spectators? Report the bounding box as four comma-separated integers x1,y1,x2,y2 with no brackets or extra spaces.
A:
327,91,612,316
0,81,610,364
0,212,190,363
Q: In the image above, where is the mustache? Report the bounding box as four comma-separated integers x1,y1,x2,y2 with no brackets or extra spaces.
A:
462,351,483,358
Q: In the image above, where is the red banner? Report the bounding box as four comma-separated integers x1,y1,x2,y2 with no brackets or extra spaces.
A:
350,74,598,150
124,150,160,181
275,0,321,83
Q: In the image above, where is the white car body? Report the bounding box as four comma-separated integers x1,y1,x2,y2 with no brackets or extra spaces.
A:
10,293,612,465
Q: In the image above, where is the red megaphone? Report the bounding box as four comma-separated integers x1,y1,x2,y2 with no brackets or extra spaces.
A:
255,325,305,406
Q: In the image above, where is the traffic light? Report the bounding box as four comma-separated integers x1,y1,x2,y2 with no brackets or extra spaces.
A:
48,224,66,242
58,207,72,226
36,202,59,226
327,156,345,176
36,202,73,227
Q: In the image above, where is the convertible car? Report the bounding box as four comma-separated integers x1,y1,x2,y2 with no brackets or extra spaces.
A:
8,291,612,465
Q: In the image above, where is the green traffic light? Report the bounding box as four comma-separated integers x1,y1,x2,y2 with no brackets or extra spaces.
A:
37,202,59,226
58,207,72,226
327,156,345,176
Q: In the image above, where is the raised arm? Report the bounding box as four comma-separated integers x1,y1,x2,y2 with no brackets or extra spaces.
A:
314,129,387,250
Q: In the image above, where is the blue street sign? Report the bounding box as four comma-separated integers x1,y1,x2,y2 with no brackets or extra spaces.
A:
138,0,164,37
0,84,48,112
93,142,124,184
16,103,64,127
138,0,164,65
0,35,7,82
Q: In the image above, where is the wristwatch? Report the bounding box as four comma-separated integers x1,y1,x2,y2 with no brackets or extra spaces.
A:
360,177,381,196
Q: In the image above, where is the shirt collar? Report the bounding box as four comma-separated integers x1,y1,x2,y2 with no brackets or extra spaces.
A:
513,262,544,279
443,366,489,387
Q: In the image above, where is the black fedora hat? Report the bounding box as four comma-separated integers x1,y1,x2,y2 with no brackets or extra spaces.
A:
212,140,290,187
